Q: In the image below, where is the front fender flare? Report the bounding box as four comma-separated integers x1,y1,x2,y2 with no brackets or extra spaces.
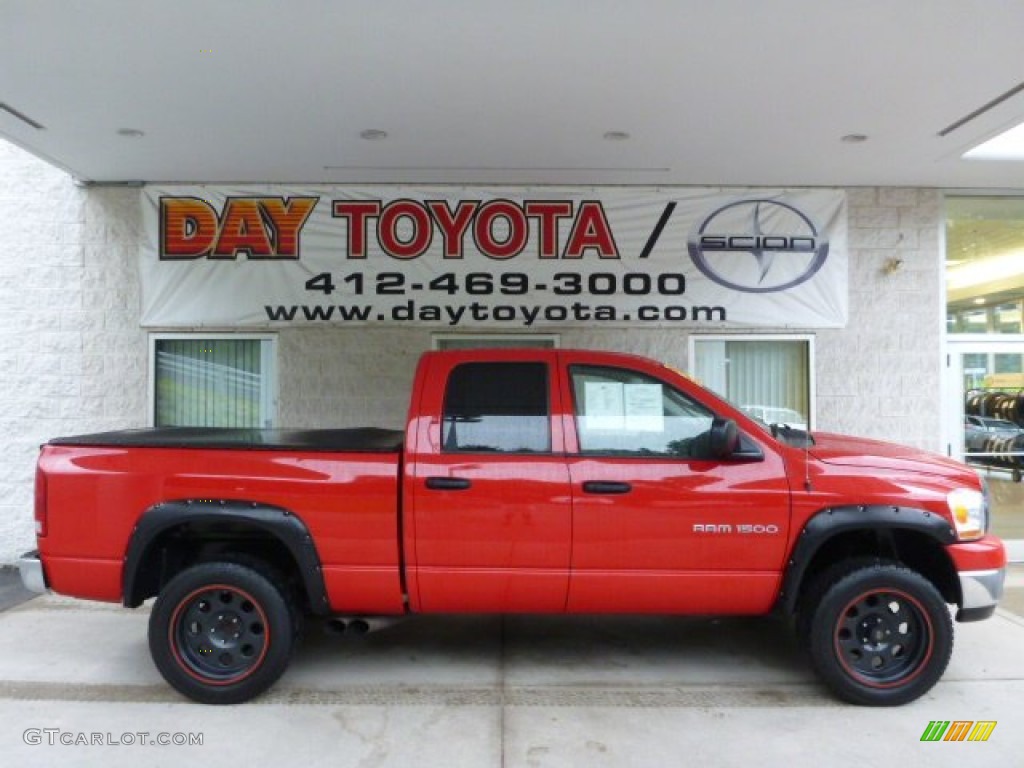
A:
777,504,957,615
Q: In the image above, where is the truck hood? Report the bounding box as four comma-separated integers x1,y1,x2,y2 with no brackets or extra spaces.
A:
808,432,974,482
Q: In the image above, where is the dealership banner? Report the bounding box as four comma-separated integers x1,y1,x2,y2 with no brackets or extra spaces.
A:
140,186,848,329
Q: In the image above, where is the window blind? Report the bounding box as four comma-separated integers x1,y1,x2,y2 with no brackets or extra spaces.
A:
154,339,268,427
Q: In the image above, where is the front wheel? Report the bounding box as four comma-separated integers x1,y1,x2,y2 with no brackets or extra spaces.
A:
148,561,295,704
804,563,952,706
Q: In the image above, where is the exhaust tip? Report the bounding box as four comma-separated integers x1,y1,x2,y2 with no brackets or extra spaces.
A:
324,615,403,636
324,618,348,635
348,619,371,636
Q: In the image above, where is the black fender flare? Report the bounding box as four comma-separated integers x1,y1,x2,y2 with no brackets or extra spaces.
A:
777,504,957,615
122,499,329,615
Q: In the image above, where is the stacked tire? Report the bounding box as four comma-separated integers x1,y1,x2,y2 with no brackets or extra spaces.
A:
965,391,1024,481
965,391,1024,424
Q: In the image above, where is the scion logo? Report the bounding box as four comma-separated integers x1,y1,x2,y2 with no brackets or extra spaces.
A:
686,198,829,293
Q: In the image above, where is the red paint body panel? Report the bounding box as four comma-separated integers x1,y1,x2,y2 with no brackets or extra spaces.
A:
565,457,790,613
37,444,403,614
809,432,975,480
34,348,1007,619
568,572,781,615
946,535,1007,572
408,457,573,612
321,567,405,614
45,556,122,603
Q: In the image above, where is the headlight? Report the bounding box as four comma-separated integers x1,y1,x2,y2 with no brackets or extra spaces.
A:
947,487,987,541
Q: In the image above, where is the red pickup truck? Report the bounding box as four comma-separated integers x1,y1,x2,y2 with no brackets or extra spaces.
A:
19,348,1006,706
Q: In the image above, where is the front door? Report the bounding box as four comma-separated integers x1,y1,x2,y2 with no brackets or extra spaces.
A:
563,362,791,614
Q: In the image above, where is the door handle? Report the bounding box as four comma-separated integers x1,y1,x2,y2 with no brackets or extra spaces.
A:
425,476,472,491
582,481,632,495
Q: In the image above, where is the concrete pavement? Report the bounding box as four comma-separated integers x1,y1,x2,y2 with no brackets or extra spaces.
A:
0,566,33,612
0,570,1022,768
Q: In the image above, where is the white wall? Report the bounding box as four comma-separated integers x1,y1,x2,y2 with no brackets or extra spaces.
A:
0,143,147,563
0,139,944,563
817,188,943,449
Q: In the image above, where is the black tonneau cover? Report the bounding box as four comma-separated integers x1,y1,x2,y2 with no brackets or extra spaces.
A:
48,427,404,453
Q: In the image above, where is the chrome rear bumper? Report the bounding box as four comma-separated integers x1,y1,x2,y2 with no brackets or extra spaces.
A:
17,551,48,594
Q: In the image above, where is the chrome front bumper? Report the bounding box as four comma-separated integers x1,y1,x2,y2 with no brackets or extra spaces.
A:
957,567,1005,622
17,551,48,594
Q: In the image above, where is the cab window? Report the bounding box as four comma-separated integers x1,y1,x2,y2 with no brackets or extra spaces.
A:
570,365,715,457
442,362,550,453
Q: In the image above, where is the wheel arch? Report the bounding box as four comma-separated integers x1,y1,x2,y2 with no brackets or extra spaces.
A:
123,500,330,616
778,505,961,616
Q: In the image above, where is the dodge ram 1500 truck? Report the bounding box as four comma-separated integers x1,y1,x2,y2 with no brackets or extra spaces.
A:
19,348,1006,705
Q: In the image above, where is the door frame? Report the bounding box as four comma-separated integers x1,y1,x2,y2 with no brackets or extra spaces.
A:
945,335,1024,560
945,335,1024,462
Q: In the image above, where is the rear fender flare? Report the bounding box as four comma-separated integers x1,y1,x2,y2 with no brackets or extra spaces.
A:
122,500,329,615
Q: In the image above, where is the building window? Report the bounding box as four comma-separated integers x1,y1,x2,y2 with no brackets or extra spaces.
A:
690,335,813,430
432,333,559,350
442,362,550,453
151,335,276,428
946,196,1024,335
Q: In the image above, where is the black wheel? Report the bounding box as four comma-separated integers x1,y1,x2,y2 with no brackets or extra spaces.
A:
803,562,952,706
149,561,295,704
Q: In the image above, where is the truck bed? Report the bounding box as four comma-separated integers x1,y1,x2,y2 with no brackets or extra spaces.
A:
38,426,406,613
48,427,405,453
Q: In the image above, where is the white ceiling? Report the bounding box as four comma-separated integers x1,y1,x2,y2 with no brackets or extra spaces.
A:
3,1,1024,188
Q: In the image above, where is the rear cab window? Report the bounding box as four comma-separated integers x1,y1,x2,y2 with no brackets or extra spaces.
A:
442,362,551,453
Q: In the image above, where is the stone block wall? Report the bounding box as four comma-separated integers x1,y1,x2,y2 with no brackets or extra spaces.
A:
0,143,146,563
815,188,943,450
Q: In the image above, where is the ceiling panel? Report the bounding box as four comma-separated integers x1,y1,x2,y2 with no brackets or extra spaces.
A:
2,1,1024,186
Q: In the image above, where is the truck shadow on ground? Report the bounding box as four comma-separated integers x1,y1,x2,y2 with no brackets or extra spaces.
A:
284,613,822,703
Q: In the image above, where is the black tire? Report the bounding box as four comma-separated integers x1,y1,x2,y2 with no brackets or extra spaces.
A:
803,561,952,706
148,561,295,704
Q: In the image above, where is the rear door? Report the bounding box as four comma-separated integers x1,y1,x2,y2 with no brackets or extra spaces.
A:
407,352,572,612
561,357,792,615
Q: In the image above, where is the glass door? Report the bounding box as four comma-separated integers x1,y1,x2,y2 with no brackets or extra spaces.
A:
946,338,1024,554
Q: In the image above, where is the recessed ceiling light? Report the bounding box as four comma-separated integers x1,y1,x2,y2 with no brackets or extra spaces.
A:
117,128,145,138
603,131,631,141
359,129,388,141
963,120,1024,160
974,297,987,305
840,133,868,144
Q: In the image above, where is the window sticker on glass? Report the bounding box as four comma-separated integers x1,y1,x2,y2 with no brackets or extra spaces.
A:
624,384,664,432
584,381,625,429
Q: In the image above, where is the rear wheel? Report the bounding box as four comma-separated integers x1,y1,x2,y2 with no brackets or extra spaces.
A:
803,562,952,706
149,561,295,704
